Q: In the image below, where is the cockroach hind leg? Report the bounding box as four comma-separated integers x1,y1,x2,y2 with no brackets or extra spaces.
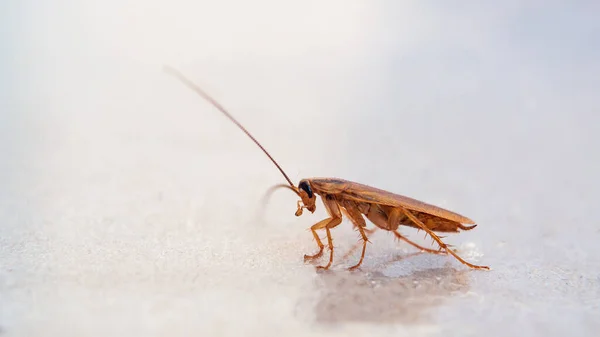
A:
401,208,490,270
443,241,490,270
440,240,489,270
393,230,447,255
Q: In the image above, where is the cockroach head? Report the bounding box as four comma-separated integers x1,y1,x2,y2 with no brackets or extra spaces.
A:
295,179,316,216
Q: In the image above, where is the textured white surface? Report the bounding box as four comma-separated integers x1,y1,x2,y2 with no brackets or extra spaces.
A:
2,1,600,336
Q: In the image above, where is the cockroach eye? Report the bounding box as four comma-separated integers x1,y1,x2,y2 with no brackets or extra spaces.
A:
298,181,313,198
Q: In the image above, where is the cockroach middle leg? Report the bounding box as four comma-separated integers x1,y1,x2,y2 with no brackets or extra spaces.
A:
340,227,378,263
348,225,370,271
341,202,372,270
401,207,490,270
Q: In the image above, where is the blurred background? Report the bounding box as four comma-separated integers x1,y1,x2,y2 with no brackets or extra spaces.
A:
1,1,599,336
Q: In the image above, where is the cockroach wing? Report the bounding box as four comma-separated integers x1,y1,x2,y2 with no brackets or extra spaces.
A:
308,178,475,224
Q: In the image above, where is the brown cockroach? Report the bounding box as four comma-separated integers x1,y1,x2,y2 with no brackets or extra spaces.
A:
163,65,489,271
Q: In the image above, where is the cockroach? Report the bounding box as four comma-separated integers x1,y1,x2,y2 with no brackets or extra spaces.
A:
163,65,489,271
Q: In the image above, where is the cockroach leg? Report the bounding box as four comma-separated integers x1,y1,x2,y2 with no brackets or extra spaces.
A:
348,225,370,271
316,226,337,270
303,218,330,261
400,207,490,270
303,216,342,266
309,196,343,270
393,231,447,255
341,203,371,270
340,227,378,263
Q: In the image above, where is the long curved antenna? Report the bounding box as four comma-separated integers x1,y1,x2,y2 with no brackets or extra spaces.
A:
262,183,299,203
258,183,300,217
163,65,296,189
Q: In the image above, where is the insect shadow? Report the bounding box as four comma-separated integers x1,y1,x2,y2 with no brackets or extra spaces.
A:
310,256,472,325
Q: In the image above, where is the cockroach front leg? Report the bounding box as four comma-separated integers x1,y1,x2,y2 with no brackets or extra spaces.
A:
304,195,343,270
303,216,343,266
303,217,332,261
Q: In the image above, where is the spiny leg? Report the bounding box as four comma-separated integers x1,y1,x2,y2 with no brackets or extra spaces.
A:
342,226,376,264
393,230,447,255
348,225,369,271
340,227,378,263
400,207,489,270
341,201,371,270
